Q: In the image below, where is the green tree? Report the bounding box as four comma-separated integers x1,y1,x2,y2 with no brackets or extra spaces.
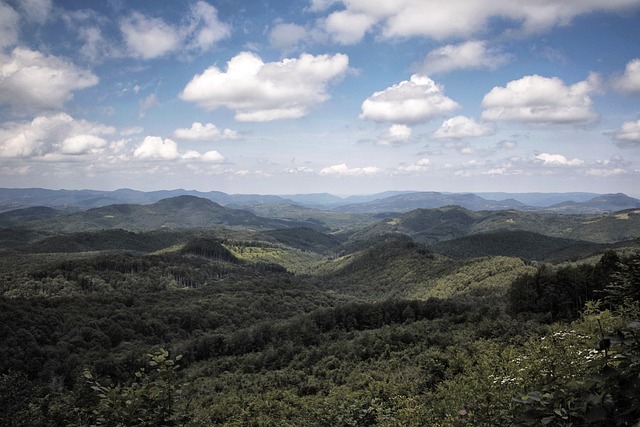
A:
81,349,185,427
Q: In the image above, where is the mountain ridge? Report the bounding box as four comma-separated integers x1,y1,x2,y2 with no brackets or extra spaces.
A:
2,195,316,232
1,187,639,215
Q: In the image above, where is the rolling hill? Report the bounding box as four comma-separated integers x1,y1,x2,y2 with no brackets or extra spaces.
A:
263,227,344,254
332,191,526,213
0,206,66,228
22,229,182,254
429,230,610,262
2,187,639,215
355,206,640,244
545,193,640,214
12,196,312,232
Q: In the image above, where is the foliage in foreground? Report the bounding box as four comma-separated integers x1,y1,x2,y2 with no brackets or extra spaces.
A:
0,239,638,425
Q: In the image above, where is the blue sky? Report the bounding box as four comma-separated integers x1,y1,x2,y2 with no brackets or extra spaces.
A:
1,0,640,196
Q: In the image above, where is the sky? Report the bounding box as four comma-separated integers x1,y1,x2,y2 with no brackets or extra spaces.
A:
1,0,640,196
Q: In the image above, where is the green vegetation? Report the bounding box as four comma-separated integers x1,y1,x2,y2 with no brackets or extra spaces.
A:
0,198,639,426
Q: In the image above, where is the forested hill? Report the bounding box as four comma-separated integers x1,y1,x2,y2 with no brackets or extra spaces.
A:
356,206,640,244
1,190,640,426
0,195,317,232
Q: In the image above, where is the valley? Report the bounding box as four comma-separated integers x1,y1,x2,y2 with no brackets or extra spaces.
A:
0,189,639,426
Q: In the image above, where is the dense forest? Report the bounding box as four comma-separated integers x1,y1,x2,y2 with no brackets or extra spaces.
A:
1,196,639,426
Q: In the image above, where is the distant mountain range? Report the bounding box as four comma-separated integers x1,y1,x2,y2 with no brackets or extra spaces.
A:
0,195,316,232
0,187,639,215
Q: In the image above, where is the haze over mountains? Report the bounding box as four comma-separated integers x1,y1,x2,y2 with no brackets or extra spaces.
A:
1,188,639,215
1,186,638,267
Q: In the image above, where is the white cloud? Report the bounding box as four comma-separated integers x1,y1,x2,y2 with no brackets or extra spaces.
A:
120,126,144,136
183,1,232,52
585,168,626,177
288,166,315,174
317,0,640,42
61,135,107,155
433,116,495,139
613,119,640,145
200,150,225,163
377,124,413,145
133,136,180,160
360,74,459,124
483,168,509,176
269,23,307,51
18,0,53,24
0,113,115,158
420,41,511,74
180,51,349,121
0,2,19,49
0,48,99,114
120,12,181,59
132,136,226,162
120,3,229,59
535,153,584,166
77,25,123,62
322,10,377,44
319,163,381,176
174,122,239,140
481,74,600,125
614,58,640,93
181,150,201,160
396,158,431,173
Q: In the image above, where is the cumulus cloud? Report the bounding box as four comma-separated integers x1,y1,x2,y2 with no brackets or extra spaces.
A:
174,122,239,140
534,153,584,166
419,40,512,74
360,74,459,124
0,113,115,158
613,58,640,93
433,116,496,139
321,10,377,44
0,2,19,49
481,74,600,125
132,136,226,162
0,47,99,114
376,124,413,145
396,158,431,173
120,12,181,59
180,51,349,121
613,119,640,145
319,163,381,176
133,136,181,160
200,150,225,162
60,135,107,155
120,2,230,59
316,0,640,42
269,23,307,51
